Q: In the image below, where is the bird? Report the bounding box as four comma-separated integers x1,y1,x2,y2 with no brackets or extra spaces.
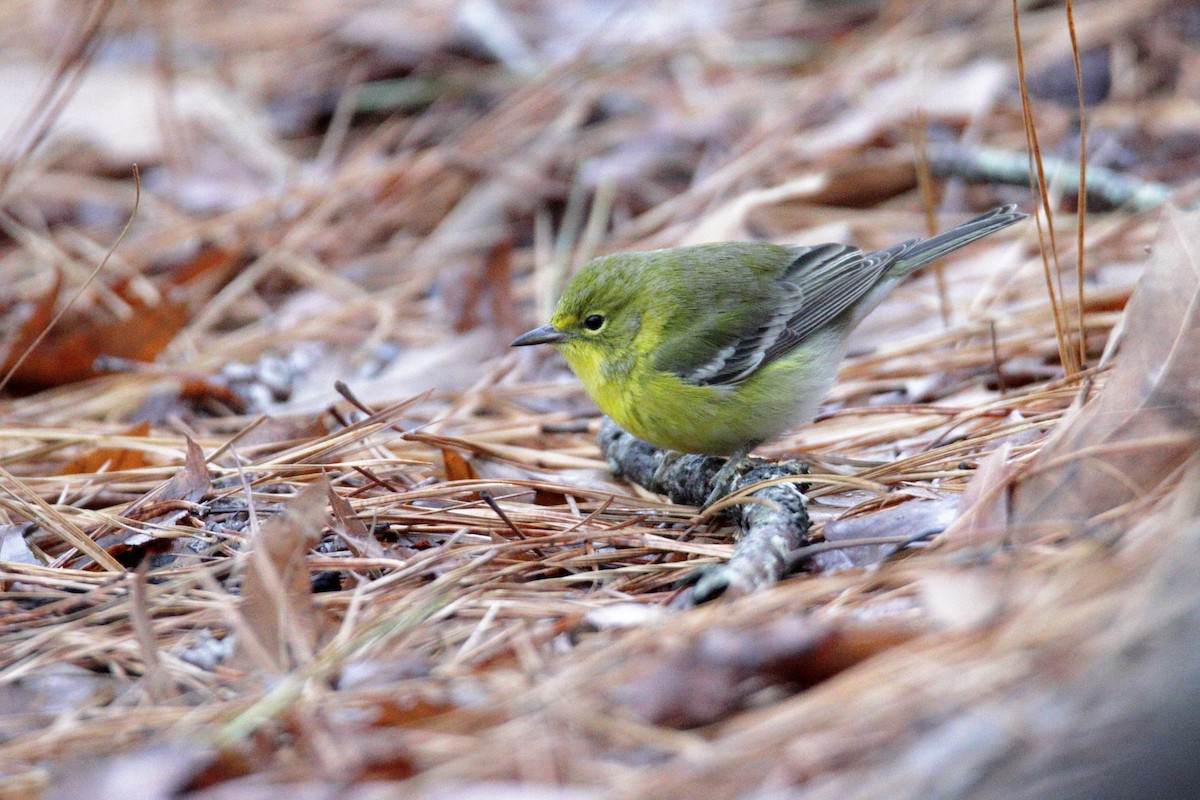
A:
512,205,1026,501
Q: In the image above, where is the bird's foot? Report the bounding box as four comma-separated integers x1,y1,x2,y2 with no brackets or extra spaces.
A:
701,442,760,510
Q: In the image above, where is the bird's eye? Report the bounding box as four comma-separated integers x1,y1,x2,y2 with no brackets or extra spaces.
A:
584,314,605,331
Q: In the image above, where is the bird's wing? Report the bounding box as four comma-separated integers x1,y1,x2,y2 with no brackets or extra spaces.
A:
679,240,913,386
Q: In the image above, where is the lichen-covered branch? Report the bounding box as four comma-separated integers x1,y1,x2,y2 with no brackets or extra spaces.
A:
929,143,1169,212
597,418,810,601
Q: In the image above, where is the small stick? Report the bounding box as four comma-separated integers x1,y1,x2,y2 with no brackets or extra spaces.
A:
597,418,810,601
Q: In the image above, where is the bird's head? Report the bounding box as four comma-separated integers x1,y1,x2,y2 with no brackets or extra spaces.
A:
511,253,649,374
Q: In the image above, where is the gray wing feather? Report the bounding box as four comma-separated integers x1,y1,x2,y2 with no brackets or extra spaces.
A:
687,241,908,386
682,278,805,384
681,204,1026,387
769,239,914,349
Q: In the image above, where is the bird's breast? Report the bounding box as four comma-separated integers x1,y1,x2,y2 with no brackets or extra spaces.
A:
564,333,847,456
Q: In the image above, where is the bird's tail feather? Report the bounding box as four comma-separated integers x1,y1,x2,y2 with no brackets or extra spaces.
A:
890,204,1027,277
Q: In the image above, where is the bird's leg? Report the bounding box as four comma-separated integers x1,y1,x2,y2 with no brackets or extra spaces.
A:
703,440,760,510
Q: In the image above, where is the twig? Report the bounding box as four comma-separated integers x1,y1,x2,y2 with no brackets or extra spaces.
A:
597,418,810,601
928,143,1167,212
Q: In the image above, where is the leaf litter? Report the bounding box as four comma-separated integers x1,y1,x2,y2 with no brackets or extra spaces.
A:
0,0,1197,797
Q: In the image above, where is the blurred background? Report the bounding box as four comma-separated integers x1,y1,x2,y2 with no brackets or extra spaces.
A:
0,0,1188,421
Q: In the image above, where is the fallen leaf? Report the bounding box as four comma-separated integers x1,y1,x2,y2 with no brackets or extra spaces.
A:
0,523,40,566
813,497,959,571
97,438,214,567
235,484,327,674
327,480,386,560
0,663,117,718
6,296,188,390
939,442,1014,548
0,271,61,383
0,61,288,181
1012,205,1200,534
8,244,241,391
157,438,214,506
442,448,479,482
451,236,517,336
609,615,921,727
59,421,153,475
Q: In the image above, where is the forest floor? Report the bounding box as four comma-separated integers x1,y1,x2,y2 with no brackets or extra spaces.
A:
1,1,1199,798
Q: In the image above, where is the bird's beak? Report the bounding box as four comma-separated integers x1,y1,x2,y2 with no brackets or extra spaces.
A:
511,324,572,347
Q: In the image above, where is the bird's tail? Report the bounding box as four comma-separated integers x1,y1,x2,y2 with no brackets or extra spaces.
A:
889,204,1027,277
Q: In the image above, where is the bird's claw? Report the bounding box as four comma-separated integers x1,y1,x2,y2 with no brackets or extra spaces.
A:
651,449,686,490
701,444,758,510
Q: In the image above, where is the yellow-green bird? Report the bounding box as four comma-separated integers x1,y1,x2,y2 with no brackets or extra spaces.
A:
513,205,1026,480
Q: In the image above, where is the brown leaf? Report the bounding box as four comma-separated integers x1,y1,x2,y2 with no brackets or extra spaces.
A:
7,296,189,390
609,616,921,728
327,480,385,560
939,442,1014,548
159,438,214,505
101,438,215,567
442,448,479,482
1012,205,1200,533
0,271,61,380
451,236,516,335
59,421,153,475
813,497,958,571
158,245,242,293
235,484,327,674
6,245,240,391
